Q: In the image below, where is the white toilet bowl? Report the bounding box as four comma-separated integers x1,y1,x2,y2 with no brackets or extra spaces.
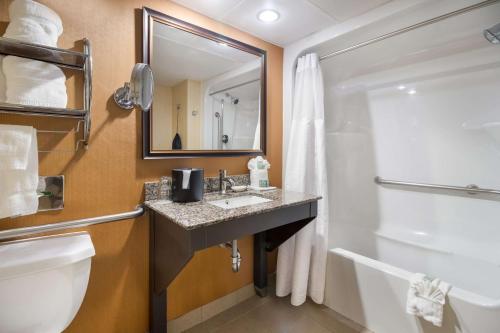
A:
0,232,95,333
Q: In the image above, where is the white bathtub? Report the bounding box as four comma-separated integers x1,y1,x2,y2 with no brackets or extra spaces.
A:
325,239,500,333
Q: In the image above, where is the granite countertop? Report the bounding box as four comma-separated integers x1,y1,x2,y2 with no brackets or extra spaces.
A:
144,189,321,230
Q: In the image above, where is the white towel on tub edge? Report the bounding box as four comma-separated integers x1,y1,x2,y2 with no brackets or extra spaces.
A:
406,273,451,327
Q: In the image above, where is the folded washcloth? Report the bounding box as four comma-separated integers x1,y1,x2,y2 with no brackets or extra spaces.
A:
0,125,39,219
248,156,270,188
2,56,67,108
0,56,5,103
3,0,63,47
406,273,451,327
247,156,270,170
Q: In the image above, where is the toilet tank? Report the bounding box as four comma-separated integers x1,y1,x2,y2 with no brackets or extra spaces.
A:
0,232,95,333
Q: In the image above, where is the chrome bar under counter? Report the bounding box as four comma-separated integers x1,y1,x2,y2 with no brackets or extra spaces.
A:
0,206,145,241
374,176,500,196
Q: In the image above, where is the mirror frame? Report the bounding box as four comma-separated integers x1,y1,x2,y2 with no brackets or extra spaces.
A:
142,7,267,159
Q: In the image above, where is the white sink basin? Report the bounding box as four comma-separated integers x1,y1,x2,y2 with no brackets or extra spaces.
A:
208,195,272,210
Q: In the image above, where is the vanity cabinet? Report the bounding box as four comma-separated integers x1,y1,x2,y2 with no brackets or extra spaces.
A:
146,190,319,332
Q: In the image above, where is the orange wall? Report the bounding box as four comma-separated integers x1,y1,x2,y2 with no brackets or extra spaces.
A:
0,0,283,332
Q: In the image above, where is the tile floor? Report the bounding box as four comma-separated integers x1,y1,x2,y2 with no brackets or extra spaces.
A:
185,292,371,333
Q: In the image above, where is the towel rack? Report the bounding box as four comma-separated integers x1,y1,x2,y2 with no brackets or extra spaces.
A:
0,37,92,150
37,120,85,153
374,176,500,195
0,206,145,241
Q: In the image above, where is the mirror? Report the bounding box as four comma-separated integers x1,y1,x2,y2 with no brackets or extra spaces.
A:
142,7,266,158
114,63,154,111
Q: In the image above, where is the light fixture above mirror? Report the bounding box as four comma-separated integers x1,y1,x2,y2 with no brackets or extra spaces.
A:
257,9,280,23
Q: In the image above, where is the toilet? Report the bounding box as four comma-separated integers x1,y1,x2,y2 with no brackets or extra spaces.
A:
0,232,95,333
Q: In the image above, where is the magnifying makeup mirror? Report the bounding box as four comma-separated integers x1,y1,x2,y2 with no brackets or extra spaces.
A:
114,63,154,111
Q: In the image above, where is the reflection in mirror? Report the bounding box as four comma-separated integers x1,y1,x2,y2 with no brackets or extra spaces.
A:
207,76,261,150
145,9,266,156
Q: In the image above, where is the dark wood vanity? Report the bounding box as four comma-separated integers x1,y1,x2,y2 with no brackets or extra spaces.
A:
145,190,320,333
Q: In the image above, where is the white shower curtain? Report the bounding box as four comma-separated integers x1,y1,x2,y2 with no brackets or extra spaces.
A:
276,53,329,305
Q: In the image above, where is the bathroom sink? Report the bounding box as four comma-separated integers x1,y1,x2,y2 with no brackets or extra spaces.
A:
208,195,272,210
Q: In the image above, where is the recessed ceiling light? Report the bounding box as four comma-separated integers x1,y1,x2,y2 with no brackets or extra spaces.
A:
408,89,417,95
218,42,228,46
258,9,280,23
397,85,406,90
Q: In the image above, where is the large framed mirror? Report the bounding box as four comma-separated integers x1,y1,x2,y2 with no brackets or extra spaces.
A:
142,7,267,158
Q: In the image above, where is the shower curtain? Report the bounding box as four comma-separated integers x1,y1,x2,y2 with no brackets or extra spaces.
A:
276,53,329,305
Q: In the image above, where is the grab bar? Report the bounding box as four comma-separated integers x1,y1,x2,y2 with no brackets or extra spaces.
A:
0,206,145,241
374,177,500,196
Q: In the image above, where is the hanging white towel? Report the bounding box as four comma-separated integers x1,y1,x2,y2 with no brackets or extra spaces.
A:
0,56,5,103
0,125,39,219
0,124,35,170
276,53,329,305
3,0,63,47
406,273,451,327
2,56,67,108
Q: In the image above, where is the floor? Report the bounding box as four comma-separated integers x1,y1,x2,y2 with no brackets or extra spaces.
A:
185,292,371,333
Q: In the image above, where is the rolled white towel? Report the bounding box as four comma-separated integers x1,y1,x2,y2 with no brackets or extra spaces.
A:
4,18,59,47
0,56,5,102
3,56,67,108
0,125,39,219
406,273,451,327
3,0,62,47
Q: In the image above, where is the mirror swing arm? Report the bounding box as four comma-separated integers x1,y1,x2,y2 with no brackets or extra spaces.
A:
141,6,267,159
114,63,154,111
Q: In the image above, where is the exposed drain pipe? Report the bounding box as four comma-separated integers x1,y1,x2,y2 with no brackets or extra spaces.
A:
219,240,241,272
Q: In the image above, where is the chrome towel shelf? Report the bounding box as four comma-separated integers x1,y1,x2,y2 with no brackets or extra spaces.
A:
0,37,87,68
0,37,92,150
374,176,500,196
0,206,144,241
0,102,87,118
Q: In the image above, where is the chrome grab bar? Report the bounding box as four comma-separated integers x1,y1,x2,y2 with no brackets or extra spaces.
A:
374,177,500,196
0,206,145,241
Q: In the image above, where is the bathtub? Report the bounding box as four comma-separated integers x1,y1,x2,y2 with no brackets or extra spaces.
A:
324,232,500,333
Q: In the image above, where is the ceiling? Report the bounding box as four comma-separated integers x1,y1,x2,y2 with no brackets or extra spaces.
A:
171,0,393,46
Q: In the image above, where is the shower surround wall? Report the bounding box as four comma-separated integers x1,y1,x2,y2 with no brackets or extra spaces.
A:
283,0,500,332
0,1,283,332
209,89,259,150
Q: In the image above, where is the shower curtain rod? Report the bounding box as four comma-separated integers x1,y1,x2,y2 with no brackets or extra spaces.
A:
319,0,500,62
209,78,260,96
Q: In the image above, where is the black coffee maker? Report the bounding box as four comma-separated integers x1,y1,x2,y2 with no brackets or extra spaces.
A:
171,168,204,202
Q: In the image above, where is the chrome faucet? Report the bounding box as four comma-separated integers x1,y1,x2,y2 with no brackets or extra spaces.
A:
219,169,235,194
